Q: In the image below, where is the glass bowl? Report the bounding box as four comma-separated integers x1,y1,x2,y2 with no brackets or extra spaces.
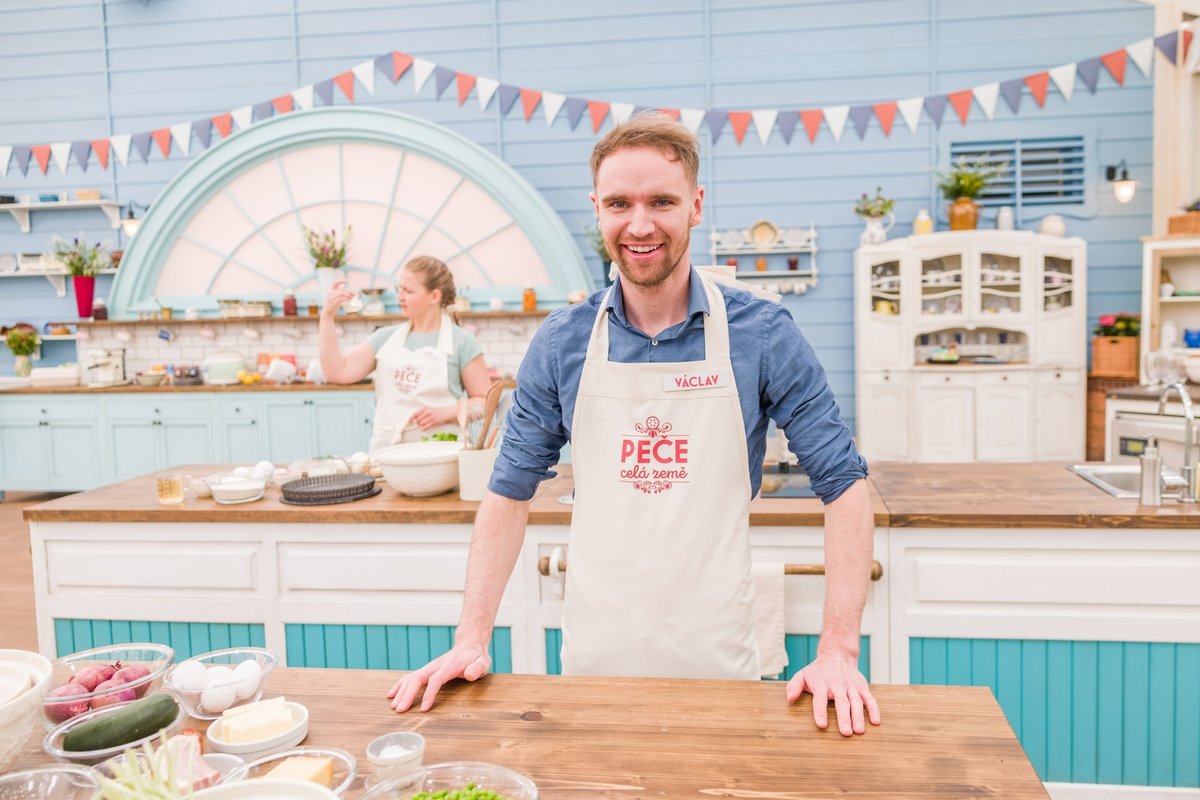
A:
360,761,538,800
0,649,53,772
0,764,100,799
222,746,356,796
42,643,175,730
162,646,278,720
42,694,187,766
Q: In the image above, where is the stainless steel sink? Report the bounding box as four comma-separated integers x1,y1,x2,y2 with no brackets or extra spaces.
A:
1068,464,1140,499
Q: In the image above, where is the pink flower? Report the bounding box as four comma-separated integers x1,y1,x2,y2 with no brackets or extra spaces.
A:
1099,314,1116,327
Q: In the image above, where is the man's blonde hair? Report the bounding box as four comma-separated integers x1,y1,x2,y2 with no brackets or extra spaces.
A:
590,112,701,188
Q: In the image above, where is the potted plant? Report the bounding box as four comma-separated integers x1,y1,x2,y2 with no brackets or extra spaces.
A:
935,156,1005,231
305,224,353,300
1091,312,1141,379
582,224,613,286
1167,197,1200,236
5,327,39,378
853,187,896,245
51,236,109,318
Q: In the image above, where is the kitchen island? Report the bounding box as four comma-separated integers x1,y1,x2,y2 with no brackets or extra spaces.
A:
22,462,1200,796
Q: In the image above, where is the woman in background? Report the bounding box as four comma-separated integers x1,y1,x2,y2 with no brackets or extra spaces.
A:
319,255,489,452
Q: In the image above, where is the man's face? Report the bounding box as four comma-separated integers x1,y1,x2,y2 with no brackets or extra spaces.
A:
590,146,703,289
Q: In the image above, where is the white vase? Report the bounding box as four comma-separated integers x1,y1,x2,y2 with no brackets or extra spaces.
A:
315,267,344,304
860,213,895,245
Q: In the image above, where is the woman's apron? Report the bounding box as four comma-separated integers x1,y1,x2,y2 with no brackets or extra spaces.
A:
369,313,459,452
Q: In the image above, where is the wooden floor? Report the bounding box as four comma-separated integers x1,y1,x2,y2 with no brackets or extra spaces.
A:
0,492,57,652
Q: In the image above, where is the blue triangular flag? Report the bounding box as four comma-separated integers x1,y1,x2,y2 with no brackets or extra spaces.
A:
923,95,947,128
705,110,728,143
433,66,455,98
70,141,91,171
314,79,335,106
252,101,275,122
13,146,31,176
192,119,213,150
776,111,800,144
497,84,521,116
375,53,393,80
564,97,588,130
131,132,152,163
999,78,1023,113
1076,58,1102,93
848,105,873,139
632,105,651,117
1155,31,1179,64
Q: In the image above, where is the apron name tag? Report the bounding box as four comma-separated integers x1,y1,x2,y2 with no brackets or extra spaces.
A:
663,371,731,392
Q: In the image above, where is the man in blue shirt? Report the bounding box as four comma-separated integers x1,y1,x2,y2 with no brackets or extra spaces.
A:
390,113,880,737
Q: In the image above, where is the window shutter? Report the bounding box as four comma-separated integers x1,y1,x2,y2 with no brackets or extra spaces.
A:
949,137,1085,212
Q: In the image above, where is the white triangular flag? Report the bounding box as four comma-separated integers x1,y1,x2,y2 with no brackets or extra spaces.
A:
610,102,634,125
542,91,566,126
352,60,376,96
897,96,924,133
170,122,192,157
751,110,778,145
476,77,499,110
412,58,435,92
1048,63,1076,101
0,145,10,178
292,84,315,111
231,105,253,131
50,142,71,173
1188,23,1200,74
110,134,131,167
1126,38,1154,77
680,108,705,133
973,83,999,120
822,105,849,142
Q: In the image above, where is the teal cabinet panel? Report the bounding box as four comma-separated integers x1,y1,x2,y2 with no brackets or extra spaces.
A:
216,398,264,463
284,624,512,673
53,617,266,660
312,397,362,455
161,420,214,467
104,397,214,477
262,398,314,463
0,420,48,480
0,398,104,489
107,419,158,479
48,419,102,483
910,637,1200,788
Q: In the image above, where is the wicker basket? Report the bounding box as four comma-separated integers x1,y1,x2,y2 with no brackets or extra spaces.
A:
1091,336,1140,379
1167,212,1200,236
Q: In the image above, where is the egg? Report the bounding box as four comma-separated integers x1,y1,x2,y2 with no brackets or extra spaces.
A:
231,659,263,699
200,683,237,714
170,660,208,693
232,466,251,478
253,460,274,477
205,665,234,686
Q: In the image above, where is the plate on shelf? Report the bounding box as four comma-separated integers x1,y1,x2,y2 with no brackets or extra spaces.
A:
719,229,745,249
0,253,16,273
782,226,812,246
749,220,778,247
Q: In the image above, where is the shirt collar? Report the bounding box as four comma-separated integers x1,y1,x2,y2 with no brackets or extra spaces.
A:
605,267,711,327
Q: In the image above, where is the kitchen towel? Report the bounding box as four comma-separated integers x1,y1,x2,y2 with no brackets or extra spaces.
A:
751,562,788,678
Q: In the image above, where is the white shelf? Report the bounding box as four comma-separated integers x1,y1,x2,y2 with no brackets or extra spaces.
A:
1160,296,1200,303
0,200,121,233
0,268,118,297
40,334,77,341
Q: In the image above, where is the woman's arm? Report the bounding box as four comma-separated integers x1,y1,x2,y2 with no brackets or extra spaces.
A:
460,354,491,400
318,279,378,384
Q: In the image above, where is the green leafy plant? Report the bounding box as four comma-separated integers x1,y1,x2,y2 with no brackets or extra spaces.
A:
51,235,108,277
935,156,1006,201
582,223,611,262
854,187,894,218
421,431,459,442
304,224,352,269
1184,197,1200,213
5,328,39,356
1093,313,1140,337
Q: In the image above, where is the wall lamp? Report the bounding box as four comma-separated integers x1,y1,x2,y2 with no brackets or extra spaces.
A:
1106,160,1137,204
121,201,149,238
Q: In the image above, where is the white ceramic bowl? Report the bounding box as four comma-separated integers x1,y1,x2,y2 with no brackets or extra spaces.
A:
0,764,100,799
222,746,356,796
203,473,268,504
41,643,174,730
42,695,187,766
206,700,309,761
1184,354,1200,384
193,778,339,799
0,649,52,773
162,647,278,719
360,761,538,800
375,441,463,497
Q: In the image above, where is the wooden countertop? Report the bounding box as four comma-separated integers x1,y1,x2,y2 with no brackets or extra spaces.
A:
1106,384,1200,402
13,668,1048,799
1,382,373,395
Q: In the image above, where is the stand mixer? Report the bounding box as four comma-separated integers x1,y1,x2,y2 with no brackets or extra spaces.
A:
85,349,126,388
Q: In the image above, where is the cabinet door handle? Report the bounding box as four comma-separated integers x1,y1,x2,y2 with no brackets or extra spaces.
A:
250,420,257,426
154,408,160,414
944,376,950,383
1055,371,1062,379
1002,375,1009,381
235,407,241,413
883,374,890,382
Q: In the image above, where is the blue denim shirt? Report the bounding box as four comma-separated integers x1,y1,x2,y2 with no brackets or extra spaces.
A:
489,268,867,503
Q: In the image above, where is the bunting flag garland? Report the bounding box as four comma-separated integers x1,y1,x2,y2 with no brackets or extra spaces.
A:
4,23,1197,176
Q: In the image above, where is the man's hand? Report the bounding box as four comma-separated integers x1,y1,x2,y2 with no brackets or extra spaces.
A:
786,651,880,736
386,644,491,713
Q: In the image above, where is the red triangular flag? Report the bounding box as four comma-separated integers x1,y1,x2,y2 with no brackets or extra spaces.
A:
151,128,172,158
656,108,680,120
272,95,293,114
31,145,51,174
212,114,233,138
520,88,541,121
391,52,414,82
91,139,110,170
948,90,973,124
588,101,610,134
1100,50,1127,85
872,102,897,136
455,73,476,106
1024,72,1050,107
1184,29,1194,61
799,110,823,143
727,112,752,144
334,71,355,102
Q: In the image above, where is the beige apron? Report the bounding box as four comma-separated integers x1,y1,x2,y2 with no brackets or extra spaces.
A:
369,313,459,453
562,275,760,679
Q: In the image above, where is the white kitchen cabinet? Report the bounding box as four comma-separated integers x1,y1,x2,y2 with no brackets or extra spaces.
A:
857,370,910,461
916,378,974,462
974,372,1031,462
1140,235,1200,367
1034,369,1084,460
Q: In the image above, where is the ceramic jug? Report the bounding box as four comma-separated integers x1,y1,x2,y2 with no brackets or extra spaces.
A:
860,213,895,245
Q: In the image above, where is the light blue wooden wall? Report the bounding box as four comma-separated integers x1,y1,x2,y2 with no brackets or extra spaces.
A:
0,0,1155,433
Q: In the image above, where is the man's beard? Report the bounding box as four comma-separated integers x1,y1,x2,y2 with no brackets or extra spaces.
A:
612,241,687,288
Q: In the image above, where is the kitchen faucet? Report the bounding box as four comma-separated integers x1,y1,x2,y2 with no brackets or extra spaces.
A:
1156,382,1198,502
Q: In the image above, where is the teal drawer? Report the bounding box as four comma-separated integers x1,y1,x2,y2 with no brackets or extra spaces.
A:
54,618,265,660
284,624,512,673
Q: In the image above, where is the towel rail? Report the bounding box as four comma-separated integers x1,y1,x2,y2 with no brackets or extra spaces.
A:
537,556,883,581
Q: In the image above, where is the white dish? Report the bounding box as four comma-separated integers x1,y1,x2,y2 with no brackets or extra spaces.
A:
206,700,309,761
204,474,268,504
204,752,245,777
193,778,338,799
0,663,31,705
222,746,356,796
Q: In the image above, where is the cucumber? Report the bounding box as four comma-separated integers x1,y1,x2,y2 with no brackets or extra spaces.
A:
63,693,179,752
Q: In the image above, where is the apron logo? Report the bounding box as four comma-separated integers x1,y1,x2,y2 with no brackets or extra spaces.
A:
620,415,689,494
663,371,730,392
394,366,422,394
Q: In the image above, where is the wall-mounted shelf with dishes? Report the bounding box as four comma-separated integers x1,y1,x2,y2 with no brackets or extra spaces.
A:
708,220,819,294
0,199,122,233
0,257,120,297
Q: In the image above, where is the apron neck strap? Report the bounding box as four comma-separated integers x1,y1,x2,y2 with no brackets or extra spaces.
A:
397,314,455,354
587,274,729,361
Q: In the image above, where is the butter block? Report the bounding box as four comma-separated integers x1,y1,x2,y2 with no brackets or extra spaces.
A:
219,699,295,744
222,695,286,719
263,756,334,787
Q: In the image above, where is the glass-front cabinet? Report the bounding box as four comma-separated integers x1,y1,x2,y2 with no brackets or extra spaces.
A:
859,252,905,369
974,245,1026,321
915,250,965,321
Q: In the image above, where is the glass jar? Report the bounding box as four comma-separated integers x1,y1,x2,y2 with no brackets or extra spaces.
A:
755,257,767,272
91,299,108,320
522,286,537,312
282,290,297,317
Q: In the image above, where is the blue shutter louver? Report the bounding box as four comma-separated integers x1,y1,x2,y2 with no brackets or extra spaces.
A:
950,137,1086,216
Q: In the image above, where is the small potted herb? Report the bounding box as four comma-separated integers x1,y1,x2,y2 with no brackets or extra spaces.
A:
935,156,1005,231
5,327,39,377
305,225,353,300
51,235,109,318
853,187,896,244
